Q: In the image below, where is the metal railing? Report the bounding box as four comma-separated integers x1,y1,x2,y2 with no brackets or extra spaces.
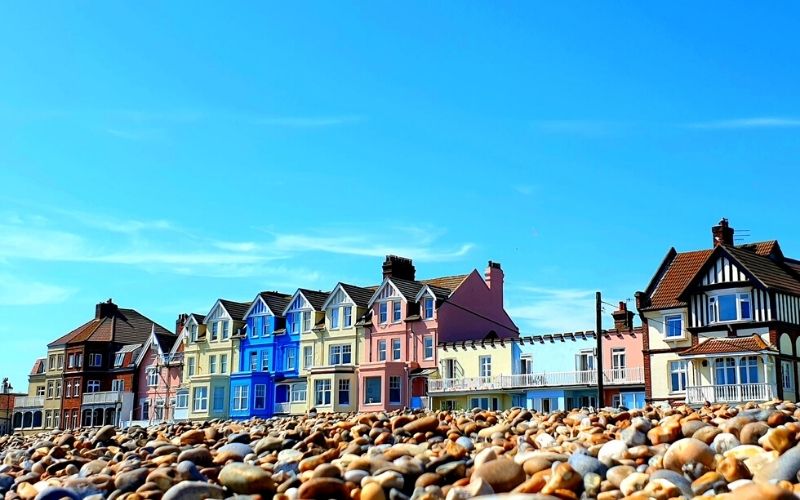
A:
428,366,644,393
14,396,44,408
82,391,126,405
274,402,291,414
686,383,774,404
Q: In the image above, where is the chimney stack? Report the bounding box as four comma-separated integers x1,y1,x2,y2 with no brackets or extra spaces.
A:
712,218,734,247
485,261,505,307
612,301,634,331
382,255,416,281
95,298,119,319
175,313,189,335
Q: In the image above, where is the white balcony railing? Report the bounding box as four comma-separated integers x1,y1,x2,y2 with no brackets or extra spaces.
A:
14,396,44,408
686,383,774,405
428,366,644,393
82,391,126,405
274,402,291,414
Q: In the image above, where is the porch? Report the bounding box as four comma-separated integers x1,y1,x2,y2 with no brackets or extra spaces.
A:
681,339,778,405
81,391,134,427
12,396,44,431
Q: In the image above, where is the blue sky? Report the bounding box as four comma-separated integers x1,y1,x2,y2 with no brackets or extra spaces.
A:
2,2,800,390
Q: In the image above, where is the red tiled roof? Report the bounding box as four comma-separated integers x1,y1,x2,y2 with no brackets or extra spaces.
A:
47,319,98,347
648,250,712,310
679,334,777,356
645,241,783,311
29,358,45,376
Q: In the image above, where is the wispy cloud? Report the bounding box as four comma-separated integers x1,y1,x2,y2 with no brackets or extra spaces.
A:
271,231,474,262
0,274,76,305
685,117,800,129
505,286,596,333
253,115,365,128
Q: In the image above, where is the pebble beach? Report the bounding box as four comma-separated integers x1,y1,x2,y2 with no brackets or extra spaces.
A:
3,403,800,500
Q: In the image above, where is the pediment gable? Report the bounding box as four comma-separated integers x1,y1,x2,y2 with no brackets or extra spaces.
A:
322,286,353,310
244,295,273,319
284,292,311,314
205,301,231,322
368,279,404,306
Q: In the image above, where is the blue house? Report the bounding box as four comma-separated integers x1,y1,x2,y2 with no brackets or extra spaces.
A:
229,291,291,419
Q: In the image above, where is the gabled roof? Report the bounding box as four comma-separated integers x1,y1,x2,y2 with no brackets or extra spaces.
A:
416,283,452,302
29,358,46,376
321,283,376,310
218,299,251,321
51,306,172,346
340,284,375,307
724,245,800,295
299,289,329,310
368,274,464,306
641,240,788,311
188,313,206,324
243,291,292,319
154,333,178,353
47,319,98,347
679,334,777,356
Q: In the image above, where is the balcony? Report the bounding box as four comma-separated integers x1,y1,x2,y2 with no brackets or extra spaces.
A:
428,366,645,394
83,391,126,405
274,402,291,414
686,383,775,405
14,396,44,408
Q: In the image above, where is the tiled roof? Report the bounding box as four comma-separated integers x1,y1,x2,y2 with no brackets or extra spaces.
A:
298,289,330,311
189,313,206,323
29,358,45,375
644,240,786,311
116,343,141,354
422,274,468,291
219,300,251,321
725,245,800,295
389,277,425,300
679,334,777,356
647,250,712,310
47,319,98,347
340,283,375,307
258,291,292,316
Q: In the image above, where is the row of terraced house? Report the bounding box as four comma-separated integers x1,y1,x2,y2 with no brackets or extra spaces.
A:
9,220,800,431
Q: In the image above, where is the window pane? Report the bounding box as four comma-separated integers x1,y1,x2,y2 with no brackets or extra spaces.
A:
718,295,737,321
365,377,381,404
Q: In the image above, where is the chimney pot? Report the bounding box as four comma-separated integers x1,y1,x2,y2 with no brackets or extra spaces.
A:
95,299,119,319
712,218,735,247
382,255,416,281
611,301,634,331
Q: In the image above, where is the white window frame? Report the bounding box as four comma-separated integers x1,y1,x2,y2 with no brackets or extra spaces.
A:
343,306,353,328
89,354,102,367
286,348,297,371
147,367,158,387
176,392,189,409
261,351,269,371
302,311,312,333
392,338,401,360
423,336,434,360
479,355,492,378
212,387,225,412
423,297,434,320
304,346,314,369
233,385,249,411
220,354,228,374
378,340,387,361
330,308,340,329
192,387,208,412
86,380,100,393
210,322,219,341
669,360,687,393
221,320,230,340
249,351,258,372
364,376,382,405
708,289,753,324
113,353,124,367
392,301,402,322
379,303,388,324
291,382,307,402
315,379,332,406
663,313,685,340
329,344,352,365
187,357,196,377
209,355,217,374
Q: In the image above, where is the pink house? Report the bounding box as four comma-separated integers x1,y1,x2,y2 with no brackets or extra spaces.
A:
358,256,518,412
134,324,184,424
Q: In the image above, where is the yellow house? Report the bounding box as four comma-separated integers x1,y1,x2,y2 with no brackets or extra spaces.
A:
185,300,248,420
430,339,519,411
44,344,65,429
303,283,372,413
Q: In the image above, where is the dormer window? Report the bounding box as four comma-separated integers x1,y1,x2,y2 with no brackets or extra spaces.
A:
392,301,402,322
379,303,388,324
114,353,125,367
190,324,198,342
343,306,353,328
302,311,312,332
221,321,230,340
211,322,219,341
708,291,752,323
331,308,340,329
251,317,260,338
423,298,434,319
